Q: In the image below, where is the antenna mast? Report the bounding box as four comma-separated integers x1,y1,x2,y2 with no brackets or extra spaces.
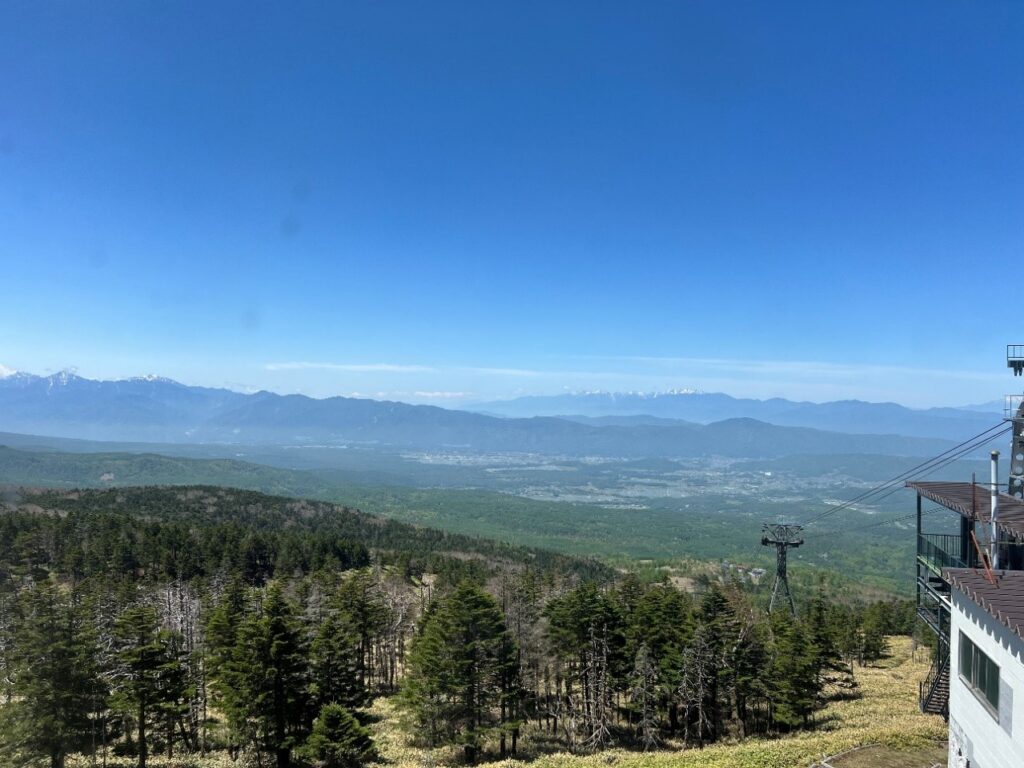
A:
761,522,803,616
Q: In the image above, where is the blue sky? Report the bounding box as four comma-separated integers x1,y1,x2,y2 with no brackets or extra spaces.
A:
1,2,1022,406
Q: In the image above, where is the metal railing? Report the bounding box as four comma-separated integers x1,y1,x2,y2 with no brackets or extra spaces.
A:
1005,395,1024,421
918,533,967,575
919,642,950,718
916,578,950,638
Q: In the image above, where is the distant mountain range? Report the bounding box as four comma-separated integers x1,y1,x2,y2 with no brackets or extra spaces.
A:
471,391,999,440
0,371,967,458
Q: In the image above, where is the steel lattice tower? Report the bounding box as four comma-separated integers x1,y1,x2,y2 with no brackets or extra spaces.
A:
761,523,804,616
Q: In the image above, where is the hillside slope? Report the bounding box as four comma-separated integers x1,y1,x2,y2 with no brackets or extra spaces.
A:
3,484,610,582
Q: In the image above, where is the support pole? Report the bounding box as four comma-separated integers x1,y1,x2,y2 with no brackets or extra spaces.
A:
991,450,1000,570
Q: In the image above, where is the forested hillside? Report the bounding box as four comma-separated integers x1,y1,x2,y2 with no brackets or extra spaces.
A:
0,485,916,768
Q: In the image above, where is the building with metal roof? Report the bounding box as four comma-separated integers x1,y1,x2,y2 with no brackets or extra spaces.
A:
942,568,1024,767
909,346,1024,766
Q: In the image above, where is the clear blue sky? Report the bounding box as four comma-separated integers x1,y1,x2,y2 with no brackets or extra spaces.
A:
1,2,1022,406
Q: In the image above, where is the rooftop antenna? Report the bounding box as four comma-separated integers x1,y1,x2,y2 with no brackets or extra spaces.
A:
761,522,803,616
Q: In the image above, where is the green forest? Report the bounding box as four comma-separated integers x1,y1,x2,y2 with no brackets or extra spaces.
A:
0,486,916,768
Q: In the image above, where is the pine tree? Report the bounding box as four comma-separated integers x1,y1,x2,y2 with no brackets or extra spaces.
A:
766,612,818,731
731,613,769,737
697,586,737,741
0,585,103,768
110,603,184,768
628,584,691,734
299,704,376,768
230,582,310,768
807,586,853,697
544,582,625,750
860,608,887,663
155,631,191,758
400,582,517,763
310,606,365,712
205,576,249,753
335,571,389,692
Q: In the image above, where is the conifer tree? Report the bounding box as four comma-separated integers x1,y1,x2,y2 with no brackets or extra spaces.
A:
544,582,625,749
766,612,818,731
310,606,365,712
110,603,184,768
0,585,103,768
628,584,691,733
205,575,250,753
401,581,517,763
335,570,389,691
299,704,376,768
230,582,310,768
859,608,887,663
731,613,769,737
155,631,191,758
807,586,852,697
697,586,737,740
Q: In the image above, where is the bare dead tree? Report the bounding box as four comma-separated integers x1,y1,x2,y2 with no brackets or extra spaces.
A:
630,643,659,751
679,626,715,747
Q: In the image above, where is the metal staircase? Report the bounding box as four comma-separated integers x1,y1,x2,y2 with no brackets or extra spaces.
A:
919,638,950,719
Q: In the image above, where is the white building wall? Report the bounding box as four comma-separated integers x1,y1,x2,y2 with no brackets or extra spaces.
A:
948,590,1024,768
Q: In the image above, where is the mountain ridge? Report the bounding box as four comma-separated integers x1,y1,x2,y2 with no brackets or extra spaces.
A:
0,371,986,457
469,390,997,440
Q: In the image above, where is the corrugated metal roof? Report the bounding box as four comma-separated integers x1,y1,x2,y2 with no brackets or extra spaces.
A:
906,480,1024,540
944,568,1024,641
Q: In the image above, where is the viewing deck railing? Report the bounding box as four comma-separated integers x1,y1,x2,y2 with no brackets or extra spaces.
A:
918,533,967,575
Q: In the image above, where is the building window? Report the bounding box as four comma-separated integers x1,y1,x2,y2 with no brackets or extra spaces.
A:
959,631,999,714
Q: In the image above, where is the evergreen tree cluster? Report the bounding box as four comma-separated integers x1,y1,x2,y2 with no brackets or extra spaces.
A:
400,576,905,761
0,486,611,586
0,570,397,768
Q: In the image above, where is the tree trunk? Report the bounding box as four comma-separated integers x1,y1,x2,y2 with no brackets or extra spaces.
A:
138,700,147,768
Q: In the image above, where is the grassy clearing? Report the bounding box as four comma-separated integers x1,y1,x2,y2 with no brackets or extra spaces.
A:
370,636,945,768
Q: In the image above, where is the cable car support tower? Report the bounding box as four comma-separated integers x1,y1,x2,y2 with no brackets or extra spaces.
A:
762,522,803,616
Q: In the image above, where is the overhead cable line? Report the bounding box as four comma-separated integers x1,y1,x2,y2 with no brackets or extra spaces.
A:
799,422,1010,527
802,505,946,541
802,424,1009,527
